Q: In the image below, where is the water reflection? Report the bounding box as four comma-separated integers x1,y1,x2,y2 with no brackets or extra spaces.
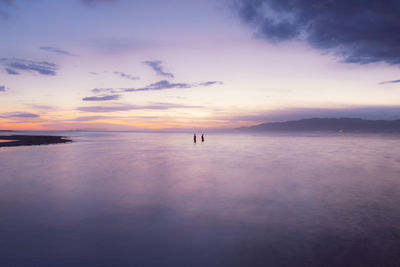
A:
0,132,400,266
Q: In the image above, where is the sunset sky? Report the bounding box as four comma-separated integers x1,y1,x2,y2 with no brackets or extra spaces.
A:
1,0,400,130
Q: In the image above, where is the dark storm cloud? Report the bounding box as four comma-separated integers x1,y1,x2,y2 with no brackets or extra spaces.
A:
0,112,40,118
143,61,174,78
82,94,121,101
0,58,58,76
5,68,19,75
113,71,139,80
379,79,400,85
235,0,400,64
40,46,75,56
77,103,203,113
0,85,6,91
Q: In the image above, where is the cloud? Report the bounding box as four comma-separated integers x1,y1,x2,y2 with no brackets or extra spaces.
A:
91,39,149,54
0,0,15,19
0,85,6,91
82,94,121,101
143,60,174,78
120,79,223,93
379,79,400,85
77,102,203,113
198,81,224,86
70,116,114,121
235,0,400,65
5,67,19,75
149,102,203,109
82,0,119,6
0,1,15,6
40,46,75,56
0,58,58,76
0,10,7,19
0,112,40,118
28,104,56,110
113,71,139,80
89,80,223,95
122,80,191,92
92,88,116,94
89,72,99,75
77,104,145,113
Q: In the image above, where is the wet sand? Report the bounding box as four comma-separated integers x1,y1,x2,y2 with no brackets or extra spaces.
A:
0,135,72,147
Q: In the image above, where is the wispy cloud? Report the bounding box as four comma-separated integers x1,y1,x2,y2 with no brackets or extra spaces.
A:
122,80,191,92
379,80,400,85
40,46,76,56
0,58,58,76
69,116,115,121
92,88,116,94
120,79,223,93
68,115,159,122
198,81,224,86
113,71,139,80
77,104,140,113
77,102,203,113
143,60,174,78
0,1,16,7
0,10,7,19
27,104,58,110
0,112,40,118
89,80,222,95
150,102,203,109
0,85,6,91
5,67,19,75
82,94,121,101
82,0,119,6
0,0,15,19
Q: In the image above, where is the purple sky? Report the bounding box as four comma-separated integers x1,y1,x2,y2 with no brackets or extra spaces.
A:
1,0,400,130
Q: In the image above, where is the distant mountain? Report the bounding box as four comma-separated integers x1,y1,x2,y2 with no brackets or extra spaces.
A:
237,118,400,133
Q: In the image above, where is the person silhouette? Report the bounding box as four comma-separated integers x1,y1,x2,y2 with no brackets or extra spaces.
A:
194,133,197,143
201,134,204,142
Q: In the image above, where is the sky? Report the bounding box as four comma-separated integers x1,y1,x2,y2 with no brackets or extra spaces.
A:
1,0,400,130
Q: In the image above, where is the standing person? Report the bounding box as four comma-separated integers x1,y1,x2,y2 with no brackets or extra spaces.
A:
201,134,204,142
194,134,197,143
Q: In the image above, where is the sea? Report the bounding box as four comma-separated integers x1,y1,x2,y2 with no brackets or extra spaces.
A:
0,131,399,267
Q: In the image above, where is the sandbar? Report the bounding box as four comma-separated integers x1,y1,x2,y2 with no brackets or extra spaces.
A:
0,135,72,147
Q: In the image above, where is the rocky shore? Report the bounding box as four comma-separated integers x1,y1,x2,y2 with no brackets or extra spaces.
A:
0,135,72,147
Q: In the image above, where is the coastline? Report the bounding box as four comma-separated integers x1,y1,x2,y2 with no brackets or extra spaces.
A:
0,135,72,147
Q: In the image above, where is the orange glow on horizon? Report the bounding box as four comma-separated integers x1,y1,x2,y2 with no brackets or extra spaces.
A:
0,117,254,131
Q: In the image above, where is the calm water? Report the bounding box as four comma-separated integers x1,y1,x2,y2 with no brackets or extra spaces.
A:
1,131,400,267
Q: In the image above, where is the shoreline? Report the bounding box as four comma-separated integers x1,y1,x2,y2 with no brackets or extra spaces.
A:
0,135,72,148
